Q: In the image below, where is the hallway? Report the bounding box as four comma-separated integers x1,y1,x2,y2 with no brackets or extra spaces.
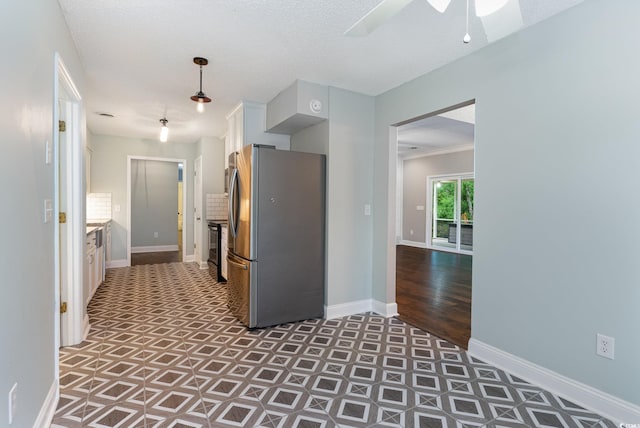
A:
53,263,611,427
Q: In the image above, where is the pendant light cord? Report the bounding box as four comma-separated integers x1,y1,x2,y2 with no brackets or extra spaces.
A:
463,0,471,43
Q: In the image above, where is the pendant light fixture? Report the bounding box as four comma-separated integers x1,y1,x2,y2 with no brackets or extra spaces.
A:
190,57,212,113
159,118,169,142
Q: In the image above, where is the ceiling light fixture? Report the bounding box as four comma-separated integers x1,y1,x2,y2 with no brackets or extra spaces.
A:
190,57,212,113
159,118,169,143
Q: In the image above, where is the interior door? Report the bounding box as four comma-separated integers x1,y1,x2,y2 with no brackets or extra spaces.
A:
194,156,203,264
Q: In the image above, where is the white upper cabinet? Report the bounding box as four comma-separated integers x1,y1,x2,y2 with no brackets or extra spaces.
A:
225,101,290,163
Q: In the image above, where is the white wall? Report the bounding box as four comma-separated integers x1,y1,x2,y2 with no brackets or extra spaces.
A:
374,0,640,406
195,136,226,265
402,150,474,242
89,134,196,262
0,0,86,425
291,87,375,309
131,160,180,248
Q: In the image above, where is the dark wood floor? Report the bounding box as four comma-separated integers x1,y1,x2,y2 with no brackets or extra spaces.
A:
396,245,472,349
131,251,182,266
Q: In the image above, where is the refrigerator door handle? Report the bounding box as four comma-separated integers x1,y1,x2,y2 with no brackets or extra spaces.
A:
226,255,248,270
228,167,239,237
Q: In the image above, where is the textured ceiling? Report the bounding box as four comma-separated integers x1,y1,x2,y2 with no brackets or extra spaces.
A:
57,0,583,144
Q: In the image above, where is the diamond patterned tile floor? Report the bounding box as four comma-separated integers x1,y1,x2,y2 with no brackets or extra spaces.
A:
52,262,615,428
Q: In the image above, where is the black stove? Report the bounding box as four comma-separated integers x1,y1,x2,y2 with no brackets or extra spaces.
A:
207,220,227,282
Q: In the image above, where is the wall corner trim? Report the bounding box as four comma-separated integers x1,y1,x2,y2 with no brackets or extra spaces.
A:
33,379,58,428
467,338,640,424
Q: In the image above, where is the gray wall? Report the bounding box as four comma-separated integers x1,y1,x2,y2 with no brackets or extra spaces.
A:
131,160,180,248
374,0,639,404
291,87,375,307
90,134,196,262
0,0,86,425
402,150,474,242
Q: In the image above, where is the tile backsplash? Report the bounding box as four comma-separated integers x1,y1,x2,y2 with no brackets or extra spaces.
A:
206,193,228,220
87,193,112,220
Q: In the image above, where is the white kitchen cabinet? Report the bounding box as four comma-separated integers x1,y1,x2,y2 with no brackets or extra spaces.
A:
221,225,228,281
104,221,112,265
85,230,97,304
224,101,290,162
85,226,106,304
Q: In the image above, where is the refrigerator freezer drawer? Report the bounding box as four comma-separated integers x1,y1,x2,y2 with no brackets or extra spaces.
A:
226,253,255,327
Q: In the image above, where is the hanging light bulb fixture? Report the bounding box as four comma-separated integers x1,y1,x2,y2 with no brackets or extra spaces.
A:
159,118,169,142
190,57,212,113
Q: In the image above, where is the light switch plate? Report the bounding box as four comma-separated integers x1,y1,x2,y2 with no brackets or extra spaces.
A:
44,199,53,223
45,140,52,165
364,204,371,216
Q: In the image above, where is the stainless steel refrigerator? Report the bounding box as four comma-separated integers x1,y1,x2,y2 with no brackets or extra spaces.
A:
227,144,326,328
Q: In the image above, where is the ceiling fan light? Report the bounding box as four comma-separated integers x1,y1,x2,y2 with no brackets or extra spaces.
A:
427,0,451,13
475,0,509,17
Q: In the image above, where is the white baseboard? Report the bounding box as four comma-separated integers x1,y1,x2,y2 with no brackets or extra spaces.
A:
106,259,128,268
372,300,399,317
199,261,208,269
468,338,640,424
183,254,195,263
325,299,372,319
33,379,58,428
131,245,179,253
325,299,398,319
399,239,427,248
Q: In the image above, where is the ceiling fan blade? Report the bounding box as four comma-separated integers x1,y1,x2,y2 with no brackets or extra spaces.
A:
478,0,523,42
344,0,414,37
475,0,509,17
426,0,452,13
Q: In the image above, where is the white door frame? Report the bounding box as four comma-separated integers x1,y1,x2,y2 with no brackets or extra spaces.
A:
194,156,204,267
54,53,85,357
126,156,188,266
388,100,476,307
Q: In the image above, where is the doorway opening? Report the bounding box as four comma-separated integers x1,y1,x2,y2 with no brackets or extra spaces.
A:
394,101,475,348
54,53,85,382
127,156,187,266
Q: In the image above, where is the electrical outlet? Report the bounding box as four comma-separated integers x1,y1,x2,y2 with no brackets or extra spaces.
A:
410,229,414,235
596,334,615,360
8,383,17,424
153,232,159,238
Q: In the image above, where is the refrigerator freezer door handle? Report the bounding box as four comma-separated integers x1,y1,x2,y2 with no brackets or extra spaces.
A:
226,255,248,270
228,167,239,237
